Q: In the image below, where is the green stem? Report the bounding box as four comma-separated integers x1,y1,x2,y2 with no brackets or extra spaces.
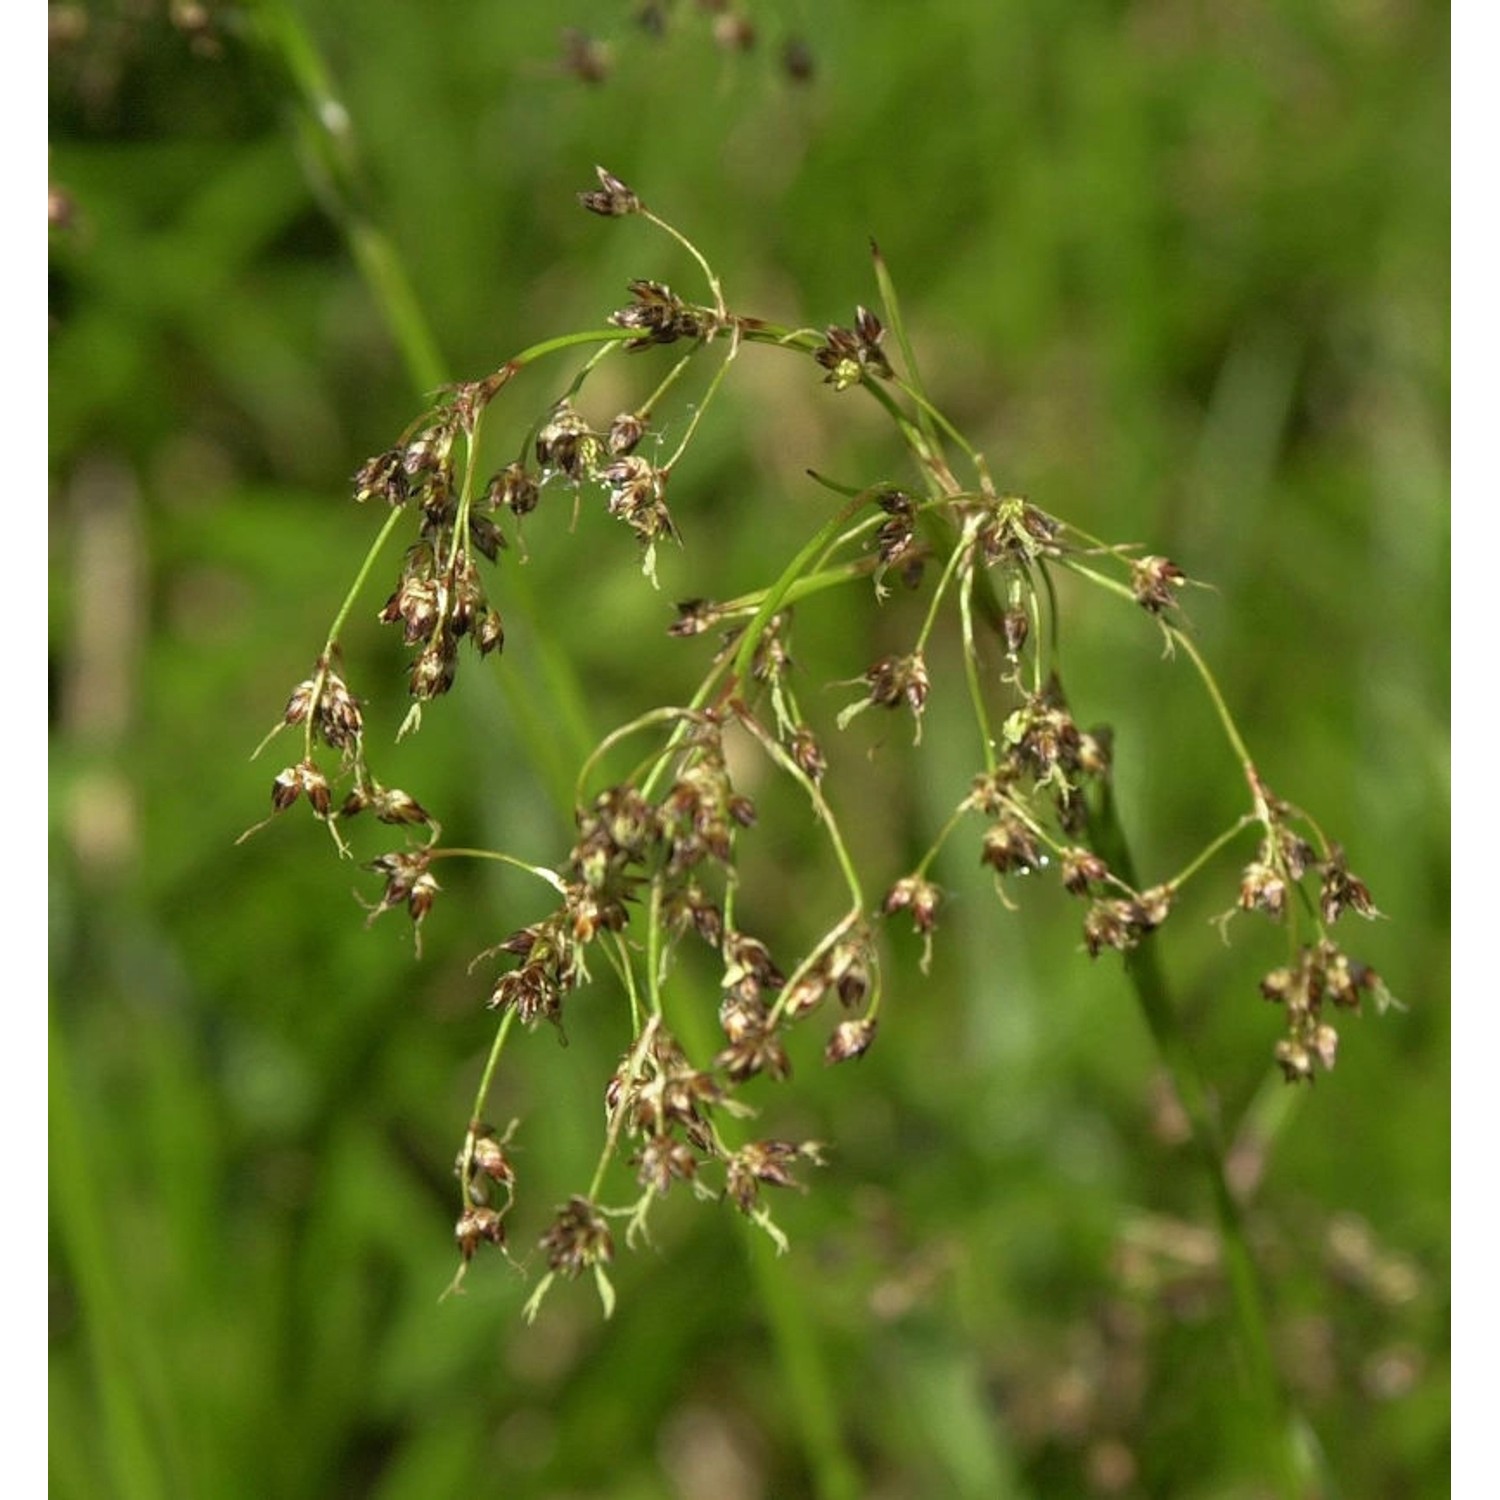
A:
1086,783,1303,1498
731,489,877,687
1166,624,1256,769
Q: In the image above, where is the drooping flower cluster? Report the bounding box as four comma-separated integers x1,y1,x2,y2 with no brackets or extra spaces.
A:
248,169,1391,1314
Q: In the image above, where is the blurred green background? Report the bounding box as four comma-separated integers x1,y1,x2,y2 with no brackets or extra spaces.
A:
49,2,1448,1497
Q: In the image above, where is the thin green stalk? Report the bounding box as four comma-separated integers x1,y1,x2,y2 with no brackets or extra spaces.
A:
732,489,878,686
1086,784,1306,1498
1166,623,1256,769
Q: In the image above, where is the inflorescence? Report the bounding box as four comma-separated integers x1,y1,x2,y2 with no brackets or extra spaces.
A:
246,168,1390,1315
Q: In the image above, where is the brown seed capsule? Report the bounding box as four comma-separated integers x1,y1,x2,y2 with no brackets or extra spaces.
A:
790,725,827,783
1238,859,1286,918
1002,606,1030,656
1059,848,1109,896
540,1196,614,1277
468,512,507,562
1319,845,1377,924
578,164,639,216
282,678,316,727
1274,1039,1315,1084
352,449,408,506
1130,555,1187,614
476,610,505,656
487,462,540,518
280,760,330,818
607,412,645,454
883,875,942,935
981,816,1043,876
409,639,457,699
825,1018,876,1064
271,764,303,813
455,1205,506,1260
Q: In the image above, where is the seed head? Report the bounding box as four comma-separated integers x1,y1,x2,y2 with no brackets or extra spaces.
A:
607,412,646,454
724,1140,825,1213
825,1018,877,1064
1130,555,1187,614
883,874,942,935
578,165,640,217
981,815,1044,876
352,448,409,506
455,1205,506,1261
486,462,540,518
1059,848,1109,896
271,759,331,818
1238,858,1287,919
540,1196,614,1277
789,724,827,783
1319,845,1378,924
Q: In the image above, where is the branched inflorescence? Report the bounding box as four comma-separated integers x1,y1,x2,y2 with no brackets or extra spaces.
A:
246,168,1390,1315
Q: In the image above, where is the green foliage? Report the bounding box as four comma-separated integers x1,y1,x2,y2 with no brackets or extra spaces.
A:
50,3,1447,1497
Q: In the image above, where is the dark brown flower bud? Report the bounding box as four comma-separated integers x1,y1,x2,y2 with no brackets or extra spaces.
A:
282,678,316,726
1060,847,1109,896
455,1205,506,1260
540,1196,614,1277
316,669,362,749
578,164,639,216
271,759,330,818
850,653,928,721
1319,846,1377,924
475,609,505,656
669,598,722,636
1002,605,1030,656
789,725,827,783
633,1135,699,1195
883,875,942,935
536,402,597,480
468,512,507,562
1239,859,1287,918
271,763,305,813
487,462,540,518
407,871,440,924
825,1018,876,1063
1084,899,1141,957
352,449,408,506
784,972,830,1019
1274,825,1316,880
981,816,1043,876
1259,966,1296,1004
608,412,645,454
409,639,457,699
340,783,431,828
1130,555,1187,614
1274,1038,1315,1084
724,1140,824,1212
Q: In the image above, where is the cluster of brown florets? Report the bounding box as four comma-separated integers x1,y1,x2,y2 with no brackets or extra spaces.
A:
1228,779,1386,1080
252,168,1392,1315
814,304,893,390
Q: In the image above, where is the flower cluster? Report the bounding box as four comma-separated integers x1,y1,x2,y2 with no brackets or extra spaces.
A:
249,170,1390,1313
